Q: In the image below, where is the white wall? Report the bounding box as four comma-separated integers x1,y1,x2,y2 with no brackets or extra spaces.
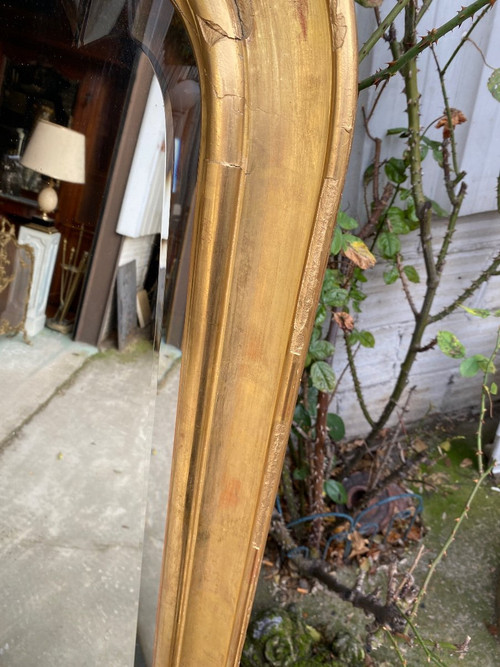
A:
333,4,500,437
332,210,500,437
345,2,500,219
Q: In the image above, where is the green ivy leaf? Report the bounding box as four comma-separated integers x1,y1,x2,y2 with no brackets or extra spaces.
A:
321,270,348,307
459,304,490,318
437,330,466,359
459,356,481,378
358,330,375,348
309,339,335,362
363,163,375,187
377,231,401,258
326,413,345,441
386,127,408,136
322,286,349,308
487,68,500,102
337,211,359,230
476,355,496,374
403,265,420,283
307,386,318,416
385,157,407,184
310,361,336,392
432,146,443,167
331,225,343,255
405,201,419,228
353,267,367,283
431,199,448,218
421,136,441,150
458,354,494,378
293,466,309,481
350,286,366,304
383,266,399,285
324,479,347,504
293,404,311,430
315,304,327,326
387,207,410,234
341,233,359,251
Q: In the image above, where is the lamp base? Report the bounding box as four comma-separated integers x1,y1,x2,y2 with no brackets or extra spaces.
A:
30,215,57,232
37,184,58,218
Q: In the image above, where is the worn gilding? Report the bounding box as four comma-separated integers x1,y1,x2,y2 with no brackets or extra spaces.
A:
153,1,357,665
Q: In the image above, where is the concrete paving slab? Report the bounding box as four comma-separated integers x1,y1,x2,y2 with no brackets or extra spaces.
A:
0,328,96,443
136,361,180,666
0,341,159,666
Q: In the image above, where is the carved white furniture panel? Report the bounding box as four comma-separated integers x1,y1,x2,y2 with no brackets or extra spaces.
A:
18,224,61,337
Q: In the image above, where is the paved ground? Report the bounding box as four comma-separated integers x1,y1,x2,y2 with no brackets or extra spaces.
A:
0,329,179,666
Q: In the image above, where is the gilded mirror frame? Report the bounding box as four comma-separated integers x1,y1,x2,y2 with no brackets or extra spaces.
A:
152,1,357,664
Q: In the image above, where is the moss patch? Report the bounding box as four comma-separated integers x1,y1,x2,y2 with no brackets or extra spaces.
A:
241,607,365,666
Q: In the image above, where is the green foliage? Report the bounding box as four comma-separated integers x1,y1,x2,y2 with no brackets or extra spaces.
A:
437,331,466,359
337,211,359,231
376,231,400,258
421,136,443,165
430,199,448,218
383,266,399,285
459,304,490,318
487,68,500,102
281,0,499,570
403,265,420,283
327,413,345,440
321,270,349,308
308,339,335,363
324,479,347,504
437,313,498,378
459,354,495,378
387,206,411,234
331,225,343,254
310,361,336,392
349,329,375,348
385,157,407,184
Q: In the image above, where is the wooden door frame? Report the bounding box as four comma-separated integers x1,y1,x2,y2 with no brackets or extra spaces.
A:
150,1,358,665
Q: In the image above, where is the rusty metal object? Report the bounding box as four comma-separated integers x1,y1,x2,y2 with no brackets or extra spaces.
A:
343,471,413,535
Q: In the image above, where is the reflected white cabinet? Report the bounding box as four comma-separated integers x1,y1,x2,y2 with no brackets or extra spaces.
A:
18,224,60,337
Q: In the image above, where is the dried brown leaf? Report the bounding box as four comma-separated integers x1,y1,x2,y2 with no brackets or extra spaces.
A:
412,437,428,453
435,108,467,138
344,239,376,269
348,530,370,559
333,311,355,332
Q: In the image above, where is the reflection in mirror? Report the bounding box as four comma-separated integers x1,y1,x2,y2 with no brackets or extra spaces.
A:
0,2,199,664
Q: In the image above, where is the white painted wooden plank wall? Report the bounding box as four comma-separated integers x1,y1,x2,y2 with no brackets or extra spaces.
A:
332,212,500,437
344,2,500,219
334,4,500,438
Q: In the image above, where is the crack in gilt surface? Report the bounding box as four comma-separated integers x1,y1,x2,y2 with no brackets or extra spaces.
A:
197,1,253,46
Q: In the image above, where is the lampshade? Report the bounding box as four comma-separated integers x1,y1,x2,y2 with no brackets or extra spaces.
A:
21,120,86,184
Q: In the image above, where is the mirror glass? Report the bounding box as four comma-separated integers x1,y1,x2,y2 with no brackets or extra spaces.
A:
0,2,199,665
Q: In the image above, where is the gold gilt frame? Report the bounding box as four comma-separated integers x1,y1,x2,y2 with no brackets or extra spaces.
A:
154,1,357,664
0,217,34,343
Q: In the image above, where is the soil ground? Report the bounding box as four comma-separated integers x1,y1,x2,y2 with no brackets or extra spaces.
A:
249,411,500,666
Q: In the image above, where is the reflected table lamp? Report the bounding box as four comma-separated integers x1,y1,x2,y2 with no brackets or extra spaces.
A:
20,119,86,221
20,120,86,334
